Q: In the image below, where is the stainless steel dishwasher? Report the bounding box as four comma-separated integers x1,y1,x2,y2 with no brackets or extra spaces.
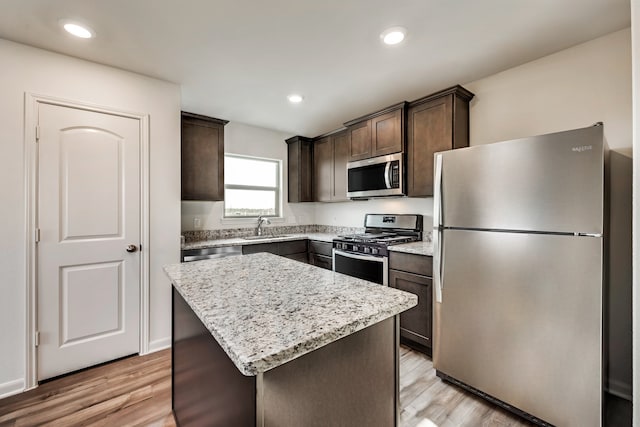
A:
180,246,242,262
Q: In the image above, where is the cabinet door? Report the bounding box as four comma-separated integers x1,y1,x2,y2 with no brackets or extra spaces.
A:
287,137,314,203
389,269,432,349
181,114,226,201
283,252,309,263
348,120,372,161
406,96,453,197
331,131,350,201
313,136,333,202
371,109,403,157
279,240,308,256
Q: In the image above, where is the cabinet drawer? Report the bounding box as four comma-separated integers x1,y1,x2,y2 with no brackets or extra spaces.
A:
309,240,333,257
389,251,432,276
279,239,307,255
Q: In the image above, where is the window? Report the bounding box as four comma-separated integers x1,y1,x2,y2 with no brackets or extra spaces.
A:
224,154,281,218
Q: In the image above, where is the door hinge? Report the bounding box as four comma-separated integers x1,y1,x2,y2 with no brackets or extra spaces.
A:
35,125,40,142
35,228,40,243
35,331,40,347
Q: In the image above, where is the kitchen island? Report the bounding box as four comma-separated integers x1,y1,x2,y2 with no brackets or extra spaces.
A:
164,253,417,427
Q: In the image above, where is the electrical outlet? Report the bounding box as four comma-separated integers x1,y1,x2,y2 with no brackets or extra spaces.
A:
193,217,202,229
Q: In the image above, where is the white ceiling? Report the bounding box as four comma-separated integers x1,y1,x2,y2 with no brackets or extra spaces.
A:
0,0,630,136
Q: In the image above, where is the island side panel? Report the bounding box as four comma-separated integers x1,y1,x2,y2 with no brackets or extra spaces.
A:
260,316,398,427
172,287,256,426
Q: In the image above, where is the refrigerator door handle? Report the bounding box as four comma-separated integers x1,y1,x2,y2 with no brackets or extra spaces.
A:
434,228,443,303
433,154,443,228
433,153,444,303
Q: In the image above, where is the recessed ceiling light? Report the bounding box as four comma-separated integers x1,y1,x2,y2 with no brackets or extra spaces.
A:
60,20,95,39
380,27,406,45
287,94,303,104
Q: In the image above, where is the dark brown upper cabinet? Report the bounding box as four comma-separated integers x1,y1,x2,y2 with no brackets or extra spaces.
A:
406,86,474,197
285,136,314,202
332,130,350,201
181,112,229,201
344,102,406,162
313,129,350,202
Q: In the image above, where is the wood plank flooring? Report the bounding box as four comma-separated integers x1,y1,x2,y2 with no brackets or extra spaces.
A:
0,346,533,426
0,350,175,427
398,346,533,427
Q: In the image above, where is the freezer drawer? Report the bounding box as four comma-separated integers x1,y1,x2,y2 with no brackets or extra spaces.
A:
433,229,602,426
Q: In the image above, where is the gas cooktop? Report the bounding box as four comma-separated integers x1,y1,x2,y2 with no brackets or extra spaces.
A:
333,214,423,256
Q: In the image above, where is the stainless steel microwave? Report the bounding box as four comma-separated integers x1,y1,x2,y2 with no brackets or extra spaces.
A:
347,153,404,198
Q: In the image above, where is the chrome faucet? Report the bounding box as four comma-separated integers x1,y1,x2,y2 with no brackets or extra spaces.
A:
256,215,271,236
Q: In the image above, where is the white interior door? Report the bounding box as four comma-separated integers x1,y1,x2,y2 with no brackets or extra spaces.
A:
37,102,141,381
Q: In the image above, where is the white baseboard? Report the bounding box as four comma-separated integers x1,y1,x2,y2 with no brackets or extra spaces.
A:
0,378,25,399
147,337,171,354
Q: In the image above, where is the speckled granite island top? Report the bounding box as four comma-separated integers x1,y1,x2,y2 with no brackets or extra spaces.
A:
163,253,417,376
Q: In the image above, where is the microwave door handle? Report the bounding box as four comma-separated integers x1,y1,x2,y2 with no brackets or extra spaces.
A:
384,162,392,189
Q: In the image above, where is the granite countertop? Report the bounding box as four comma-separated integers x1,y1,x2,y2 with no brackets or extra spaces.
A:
182,232,336,250
163,253,417,376
388,240,434,257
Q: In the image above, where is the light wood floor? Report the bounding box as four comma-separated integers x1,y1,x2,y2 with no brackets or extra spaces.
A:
0,350,175,427
398,346,533,427
0,346,533,426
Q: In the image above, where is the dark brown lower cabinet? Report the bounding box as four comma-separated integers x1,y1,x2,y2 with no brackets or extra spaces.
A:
308,240,333,270
241,239,308,263
309,254,332,270
283,252,309,263
389,252,433,355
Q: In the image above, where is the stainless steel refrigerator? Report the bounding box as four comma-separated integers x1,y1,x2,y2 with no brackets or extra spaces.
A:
432,124,630,426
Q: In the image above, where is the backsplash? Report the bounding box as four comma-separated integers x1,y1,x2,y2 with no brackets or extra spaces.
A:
182,224,432,243
182,224,365,243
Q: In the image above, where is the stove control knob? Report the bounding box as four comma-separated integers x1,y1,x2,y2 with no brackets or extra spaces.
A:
363,247,370,254
371,248,378,255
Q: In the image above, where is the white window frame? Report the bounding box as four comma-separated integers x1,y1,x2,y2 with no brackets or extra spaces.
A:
223,154,282,219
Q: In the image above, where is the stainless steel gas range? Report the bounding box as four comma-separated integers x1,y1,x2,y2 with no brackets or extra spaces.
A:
333,214,423,285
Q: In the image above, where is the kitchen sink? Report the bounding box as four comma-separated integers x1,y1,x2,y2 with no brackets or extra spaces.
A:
242,235,290,241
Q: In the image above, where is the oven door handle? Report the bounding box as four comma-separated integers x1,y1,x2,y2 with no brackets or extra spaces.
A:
332,249,389,286
333,249,386,263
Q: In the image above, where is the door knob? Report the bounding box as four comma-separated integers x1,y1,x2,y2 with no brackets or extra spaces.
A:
126,244,138,253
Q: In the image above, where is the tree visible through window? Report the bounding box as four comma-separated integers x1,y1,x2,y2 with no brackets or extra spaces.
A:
224,154,281,217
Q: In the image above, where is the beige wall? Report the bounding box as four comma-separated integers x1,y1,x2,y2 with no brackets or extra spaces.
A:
0,39,181,396
465,28,631,150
